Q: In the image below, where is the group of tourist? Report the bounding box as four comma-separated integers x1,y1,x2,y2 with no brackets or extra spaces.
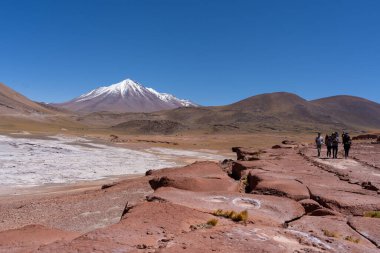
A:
315,131,352,159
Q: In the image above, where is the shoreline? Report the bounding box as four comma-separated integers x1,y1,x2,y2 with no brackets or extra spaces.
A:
0,133,229,198
0,173,144,199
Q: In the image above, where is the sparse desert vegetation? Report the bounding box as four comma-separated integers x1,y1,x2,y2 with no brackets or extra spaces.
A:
213,209,248,223
322,230,361,244
190,218,219,231
322,229,339,238
345,236,360,243
206,218,218,227
363,211,380,218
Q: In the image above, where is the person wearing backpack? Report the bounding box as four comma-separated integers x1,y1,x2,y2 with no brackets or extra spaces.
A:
332,132,339,159
315,132,324,158
325,134,332,158
342,132,352,159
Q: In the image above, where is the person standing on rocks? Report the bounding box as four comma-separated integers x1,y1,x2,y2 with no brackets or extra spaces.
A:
342,132,352,159
332,132,340,159
315,133,324,158
325,134,332,158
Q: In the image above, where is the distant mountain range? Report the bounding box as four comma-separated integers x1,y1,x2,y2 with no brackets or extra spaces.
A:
1,80,380,134
80,92,380,134
52,79,197,113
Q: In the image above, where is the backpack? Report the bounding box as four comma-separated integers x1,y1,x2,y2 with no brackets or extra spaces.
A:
326,136,332,146
332,136,339,146
343,134,352,145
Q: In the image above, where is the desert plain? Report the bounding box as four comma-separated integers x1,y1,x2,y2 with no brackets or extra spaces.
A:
1,81,380,253
0,125,379,253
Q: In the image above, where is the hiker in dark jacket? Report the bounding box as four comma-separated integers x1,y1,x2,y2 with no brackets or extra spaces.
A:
332,132,339,159
342,132,352,159
325,134,332,158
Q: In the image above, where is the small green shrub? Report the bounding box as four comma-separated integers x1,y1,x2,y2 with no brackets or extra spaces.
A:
363,211,380,218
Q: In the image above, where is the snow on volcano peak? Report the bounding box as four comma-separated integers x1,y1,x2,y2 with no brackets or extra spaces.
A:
54,78,198,113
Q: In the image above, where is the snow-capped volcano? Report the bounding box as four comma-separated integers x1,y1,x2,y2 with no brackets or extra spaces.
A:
53,79,197,113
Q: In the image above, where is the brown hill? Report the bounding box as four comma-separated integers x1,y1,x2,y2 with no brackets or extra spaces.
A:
311,95,380,129
111,120,188,134
227,92,308,112
0,82,52,114
223,92,332,123
0,82,85,132
79,92,380,134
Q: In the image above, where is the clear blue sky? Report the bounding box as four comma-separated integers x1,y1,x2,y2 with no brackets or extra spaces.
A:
1,0,379,105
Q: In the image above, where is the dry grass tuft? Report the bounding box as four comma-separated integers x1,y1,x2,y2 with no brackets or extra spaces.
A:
206,218,218,226
363,211,380,218
345,236,360,243
213,209,248,223
322,229,338,238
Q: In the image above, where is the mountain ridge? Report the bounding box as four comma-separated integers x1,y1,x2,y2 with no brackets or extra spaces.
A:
76,90,380,134
1,81,380,133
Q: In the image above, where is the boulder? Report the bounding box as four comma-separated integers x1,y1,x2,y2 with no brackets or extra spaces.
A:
232,147,261,161
282,140,297,145
247,171,310,201
149,175,238,192
230,161,262,180
147,161,238,192
148,161,225,178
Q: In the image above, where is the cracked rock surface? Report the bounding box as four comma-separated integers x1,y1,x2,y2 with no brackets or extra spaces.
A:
1,142,380,252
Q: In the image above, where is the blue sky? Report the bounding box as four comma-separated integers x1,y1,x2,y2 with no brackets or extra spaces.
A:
0,0,379,105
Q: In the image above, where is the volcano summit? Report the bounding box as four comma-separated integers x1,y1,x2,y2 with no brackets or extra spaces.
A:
54,79,197,113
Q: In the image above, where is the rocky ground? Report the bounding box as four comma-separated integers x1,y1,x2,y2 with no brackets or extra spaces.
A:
0,141,379,252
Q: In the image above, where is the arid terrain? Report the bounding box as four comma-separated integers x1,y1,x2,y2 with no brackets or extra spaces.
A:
1,82,380,252
0,138,380,252
2,0,380,251
2,82,380,136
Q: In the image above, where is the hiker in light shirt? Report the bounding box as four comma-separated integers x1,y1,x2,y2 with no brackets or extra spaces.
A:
332,132,340,159
315,132,324,158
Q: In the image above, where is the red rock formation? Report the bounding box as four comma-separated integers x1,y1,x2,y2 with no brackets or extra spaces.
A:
2,142,380,252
